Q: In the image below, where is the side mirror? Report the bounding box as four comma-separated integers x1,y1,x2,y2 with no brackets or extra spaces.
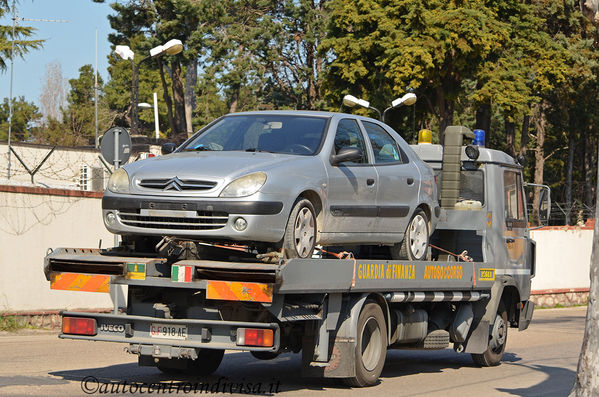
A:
331,147,363,165
525,183,551,227
161,142,177,155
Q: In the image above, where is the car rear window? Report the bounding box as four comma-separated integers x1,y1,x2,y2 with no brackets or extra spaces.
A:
182,115,328,155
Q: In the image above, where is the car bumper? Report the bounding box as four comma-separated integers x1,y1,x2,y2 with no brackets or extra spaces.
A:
102,194,287,242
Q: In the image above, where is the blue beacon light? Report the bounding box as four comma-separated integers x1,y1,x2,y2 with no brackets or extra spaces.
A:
473,129,485,147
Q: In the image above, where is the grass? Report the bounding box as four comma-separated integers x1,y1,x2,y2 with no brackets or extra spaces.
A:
0,315,39,331
537,303,588,309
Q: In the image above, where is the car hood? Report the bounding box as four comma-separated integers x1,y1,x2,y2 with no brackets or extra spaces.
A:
123,151,311,192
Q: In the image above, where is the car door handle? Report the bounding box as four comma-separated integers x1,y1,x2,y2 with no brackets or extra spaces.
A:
367,178,375,186
506,238,515,243
407,178,414,185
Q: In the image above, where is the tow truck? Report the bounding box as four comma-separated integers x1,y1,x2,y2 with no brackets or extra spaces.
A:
43,126,549,387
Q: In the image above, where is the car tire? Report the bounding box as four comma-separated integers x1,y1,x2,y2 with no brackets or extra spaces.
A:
390,209,430,260
283,198,317,258
471,305,508,367
156,349,224,375
250,351,281,360
344,301,387,387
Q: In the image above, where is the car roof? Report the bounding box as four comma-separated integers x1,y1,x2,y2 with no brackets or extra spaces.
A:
224,110,383,123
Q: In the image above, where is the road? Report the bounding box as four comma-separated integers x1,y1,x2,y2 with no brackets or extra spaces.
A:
0,306,586,396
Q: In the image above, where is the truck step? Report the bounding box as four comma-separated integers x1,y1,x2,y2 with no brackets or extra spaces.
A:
421,330,450,349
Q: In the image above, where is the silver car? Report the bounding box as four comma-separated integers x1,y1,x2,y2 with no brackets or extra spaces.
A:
103,111,439,259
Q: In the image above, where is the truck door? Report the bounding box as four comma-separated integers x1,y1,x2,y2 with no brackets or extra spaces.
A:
503,170,530,271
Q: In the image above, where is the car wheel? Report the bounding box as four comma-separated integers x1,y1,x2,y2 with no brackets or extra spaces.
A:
283,198,316,258
390,209,430,260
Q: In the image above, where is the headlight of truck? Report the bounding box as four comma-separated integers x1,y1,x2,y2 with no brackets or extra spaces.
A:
107,168,130,194
220,172,266,198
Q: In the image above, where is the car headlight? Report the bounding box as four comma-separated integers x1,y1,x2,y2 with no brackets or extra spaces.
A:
107,168,130,194
220,172,267,198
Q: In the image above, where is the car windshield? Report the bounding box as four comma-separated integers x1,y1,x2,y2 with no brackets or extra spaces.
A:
182,115,328,155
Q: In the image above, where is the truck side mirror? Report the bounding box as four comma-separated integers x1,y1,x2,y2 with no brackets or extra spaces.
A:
331,147,363,165
525,183,551,227
161,142,177,155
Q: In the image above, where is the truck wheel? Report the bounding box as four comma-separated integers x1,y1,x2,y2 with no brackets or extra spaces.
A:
283,198,316,258
345,302,387,387
157,348,225,375
390,209,430,260
471,306,508,367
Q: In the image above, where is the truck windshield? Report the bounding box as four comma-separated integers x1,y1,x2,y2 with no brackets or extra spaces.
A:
182,115,328,155
435,169,485,205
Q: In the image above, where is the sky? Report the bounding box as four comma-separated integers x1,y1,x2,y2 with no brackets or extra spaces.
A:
0,0,115,107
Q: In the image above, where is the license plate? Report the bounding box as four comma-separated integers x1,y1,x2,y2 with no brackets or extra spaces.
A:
150,323,188,340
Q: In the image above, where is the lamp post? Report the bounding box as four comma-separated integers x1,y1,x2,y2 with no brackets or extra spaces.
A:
382,92,417,123
342,95,382,120
115,39,183,135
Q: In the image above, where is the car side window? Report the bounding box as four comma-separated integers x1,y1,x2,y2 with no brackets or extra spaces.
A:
333,119,368,164
362,121,403,164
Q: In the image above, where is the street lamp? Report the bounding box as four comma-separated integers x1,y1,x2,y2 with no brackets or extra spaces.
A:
115,39,182,134
382,92,417,122
138,92,160,140
341,94,382,120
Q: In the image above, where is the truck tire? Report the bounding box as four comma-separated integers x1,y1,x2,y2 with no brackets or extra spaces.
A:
471,306,508,367
390,209,430,261
157,348,225,375
283,198,316,258
345,302,387,387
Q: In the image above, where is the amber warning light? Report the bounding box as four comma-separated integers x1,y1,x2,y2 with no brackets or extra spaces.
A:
62,316,97,336
236,328,274,347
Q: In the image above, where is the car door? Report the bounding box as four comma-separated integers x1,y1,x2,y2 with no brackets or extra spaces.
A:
361,120,419,233
325,118,378,233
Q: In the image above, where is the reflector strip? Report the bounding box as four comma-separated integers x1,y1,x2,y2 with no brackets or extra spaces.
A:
171,265,193,282
50,273,110,293
206,280,273,303
126,263,146,280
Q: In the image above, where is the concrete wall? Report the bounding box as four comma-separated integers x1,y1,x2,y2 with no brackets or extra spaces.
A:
530,227,593,292
0,185,117,311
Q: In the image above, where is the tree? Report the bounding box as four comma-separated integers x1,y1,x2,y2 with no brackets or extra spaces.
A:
0,0,44,71
571,2,599,395
0,96,41,141
39,61,68,123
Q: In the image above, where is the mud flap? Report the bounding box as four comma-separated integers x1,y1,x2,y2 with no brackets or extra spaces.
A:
301,336,356,378
463,319,490,354
518,300,535,331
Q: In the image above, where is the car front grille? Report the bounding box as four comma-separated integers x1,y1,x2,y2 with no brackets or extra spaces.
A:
117,210,228,231
139,178,217,191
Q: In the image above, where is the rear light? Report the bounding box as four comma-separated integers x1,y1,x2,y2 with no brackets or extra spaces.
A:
236,328,274,347
62,316,97,336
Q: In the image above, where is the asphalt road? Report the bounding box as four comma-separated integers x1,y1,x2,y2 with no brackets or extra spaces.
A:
0,306,586,396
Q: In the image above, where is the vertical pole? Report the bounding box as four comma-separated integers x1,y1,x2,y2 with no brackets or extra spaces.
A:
113,130,119,248
153,92,159,141
94,28,99,149
130,59,137,134
7,0,16,179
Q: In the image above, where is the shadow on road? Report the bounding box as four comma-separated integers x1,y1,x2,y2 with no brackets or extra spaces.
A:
48,349,575,395
496,364,576,396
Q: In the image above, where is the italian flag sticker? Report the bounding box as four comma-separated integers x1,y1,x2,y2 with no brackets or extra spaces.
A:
171,265,193,282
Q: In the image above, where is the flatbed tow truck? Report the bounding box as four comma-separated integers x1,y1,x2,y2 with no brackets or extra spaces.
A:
43,126,548,387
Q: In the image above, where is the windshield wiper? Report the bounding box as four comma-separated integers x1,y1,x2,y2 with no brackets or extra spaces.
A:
245,148,272,153
184,145,212,152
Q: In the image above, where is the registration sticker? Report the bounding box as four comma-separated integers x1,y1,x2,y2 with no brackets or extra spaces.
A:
479,268,495,281
150,323,188,340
